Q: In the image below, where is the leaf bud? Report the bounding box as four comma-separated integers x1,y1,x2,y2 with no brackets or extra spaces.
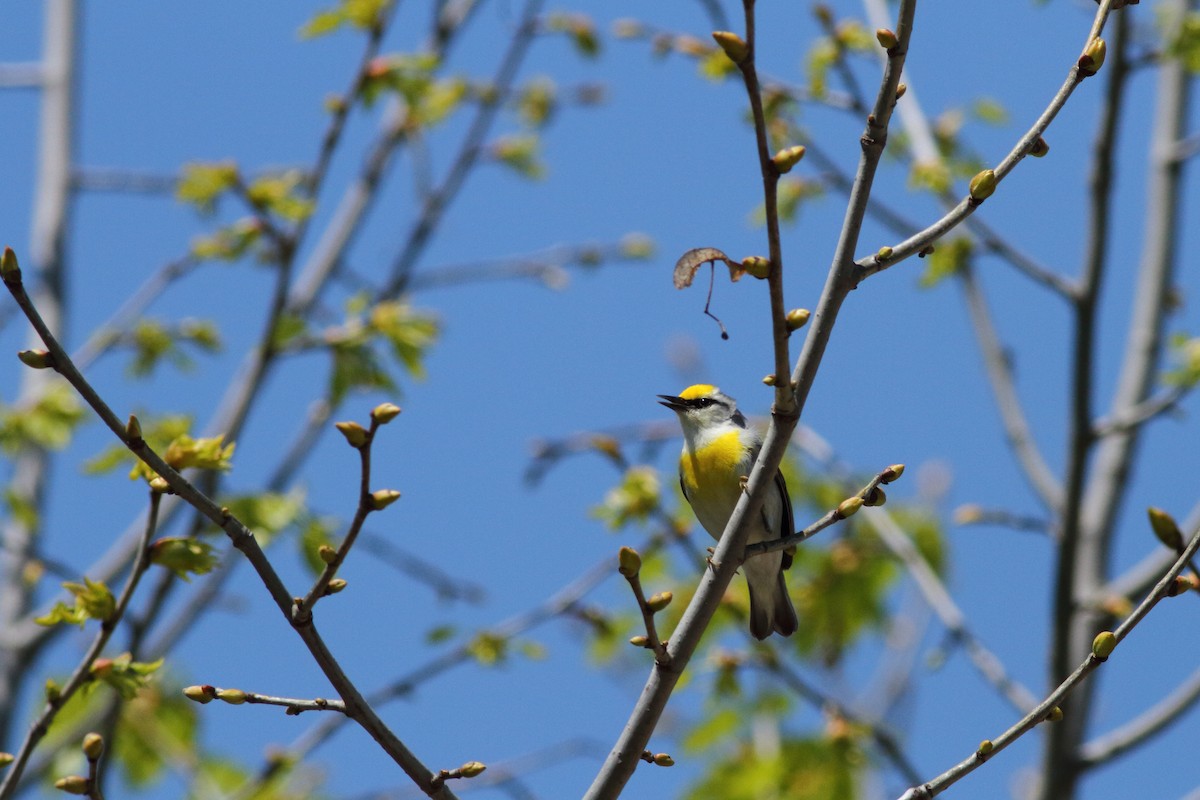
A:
762,374,777,386
785,308,810,331
875,246,893,263
968,169,997,202
371,402,402,424
217,688,247,705
53,776,89,795
368,489,402,510
741,255,771,279
334,421,369,448
1047,706,1064,723
590,435,622,460
0,752,13,767
459,761,487,778
1,247,20,284
895,83,907,99
881,464,906,483
977,739,994,757
629,634,649,647
711,31,749,64
772,145,807,174
82,732,104,761
1092,630,1117,660
837,496,863,519
324,578,348,595
618,546,642,577
183,684,216,704
863,487,887,507
875,28,898,49
1147,507,1184,551
1079,37,1106,76
318,544,338,565
1166,576,1193,597
647,591,673,612
126,414,143,442
17,349,55,370
653,753,675,766
148,476,171,494
1028,136,1050,158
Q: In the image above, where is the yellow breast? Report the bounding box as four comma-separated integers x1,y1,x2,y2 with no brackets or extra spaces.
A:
680,430,746,493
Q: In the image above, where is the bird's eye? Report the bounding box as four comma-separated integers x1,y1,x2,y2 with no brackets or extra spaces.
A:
695,398,713,408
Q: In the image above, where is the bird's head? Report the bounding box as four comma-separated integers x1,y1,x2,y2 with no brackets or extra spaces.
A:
657,384,744,434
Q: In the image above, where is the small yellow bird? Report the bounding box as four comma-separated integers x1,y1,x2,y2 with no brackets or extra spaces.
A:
659,384,798,639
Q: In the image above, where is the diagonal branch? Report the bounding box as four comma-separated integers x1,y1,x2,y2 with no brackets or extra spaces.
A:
584,3,917,796
1079,662,1200,767
3,258,459,800
959,266,1064,513
897,520,1200,799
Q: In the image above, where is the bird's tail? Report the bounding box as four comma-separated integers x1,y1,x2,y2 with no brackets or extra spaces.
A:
748,570,798,640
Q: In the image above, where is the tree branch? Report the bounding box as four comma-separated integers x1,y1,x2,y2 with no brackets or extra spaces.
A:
896,520,1200,799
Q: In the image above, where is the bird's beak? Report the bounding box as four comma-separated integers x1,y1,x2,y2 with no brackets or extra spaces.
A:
657,394,688,412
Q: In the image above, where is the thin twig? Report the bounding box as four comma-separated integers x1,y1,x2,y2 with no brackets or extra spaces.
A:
0,489,158,800
1079,662,1200,766
383,0,546,298
757,656,923,785
959,266,1065,512
584,4,917,796
854,2,1119,285
896,521,1200,799
2,261,459,800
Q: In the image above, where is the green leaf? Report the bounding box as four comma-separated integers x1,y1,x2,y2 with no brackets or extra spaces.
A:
1165,334,1200,386
297,516,337,576
35,577,117,628
368,301,439,379
149,538,219,581
698,48,738,81
685,736,861,800
177,161,239,212
919,236,973,288
683,707,740,753
299,9,345,38
190,218,263,261
223,489,307,545
246,170,315,222
466,631,508,666
299,0,390,38
163,434,236,473
85,414,192,476
592,466,662,530
91,654,164,700
490,134,546,179
0,381,87,454
545,12,601,58
329,343,396,404
271,313,309,349
113,684,198,787
34,601,88,628
1166,11,1200,72
425,624,457,644
971,96,1009,125
516,78,557,127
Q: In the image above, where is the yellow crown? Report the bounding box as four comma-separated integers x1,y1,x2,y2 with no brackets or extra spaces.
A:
679,384,717,400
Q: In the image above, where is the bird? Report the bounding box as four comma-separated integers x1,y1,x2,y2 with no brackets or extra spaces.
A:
658,384,798,639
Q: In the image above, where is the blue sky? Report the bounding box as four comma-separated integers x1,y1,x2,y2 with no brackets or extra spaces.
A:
3,1,1200,798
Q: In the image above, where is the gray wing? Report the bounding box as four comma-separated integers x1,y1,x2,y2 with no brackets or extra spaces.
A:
774,468,794,571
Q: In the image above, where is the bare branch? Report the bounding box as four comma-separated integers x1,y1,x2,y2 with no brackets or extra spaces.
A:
959,266,1064,512
897,520,1200,799
1080,663,1200,766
